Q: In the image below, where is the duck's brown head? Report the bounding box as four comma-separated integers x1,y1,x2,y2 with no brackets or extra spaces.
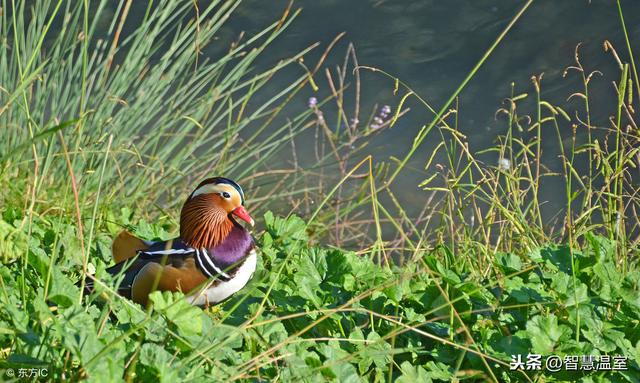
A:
180,177,253,249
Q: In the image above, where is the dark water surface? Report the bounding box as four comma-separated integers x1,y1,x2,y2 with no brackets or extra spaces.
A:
97,0,639,221
231,0,639,136
222,0,640,217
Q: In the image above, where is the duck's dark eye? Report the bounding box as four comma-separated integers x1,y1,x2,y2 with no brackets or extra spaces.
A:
221,192,231,199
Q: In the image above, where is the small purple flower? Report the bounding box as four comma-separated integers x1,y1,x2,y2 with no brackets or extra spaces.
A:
373,116,383,125
379,112,388,119
381,105,391,115
308,97,318,108
370,124,380,130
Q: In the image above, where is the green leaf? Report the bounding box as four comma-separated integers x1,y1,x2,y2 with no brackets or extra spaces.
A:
551,273,589,307
424,361,454,380
538,246,573,274
293,253,324,307
360,331,392,371
0,219,28,262
255,321,288,345
57,310,102,363
149,291,202,337
139,343,179,381
264,213,308,244
495,252,523,273
396,361,432,383
47,267,78,308
593,261,622,301
489,331,531,359
503,276,550,304
319,341,363,383
583,316,627,353
526,314,572,354
565,283,589,307
585,233,615,263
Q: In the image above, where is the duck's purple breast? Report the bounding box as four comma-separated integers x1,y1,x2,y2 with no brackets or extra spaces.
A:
209,226,254,269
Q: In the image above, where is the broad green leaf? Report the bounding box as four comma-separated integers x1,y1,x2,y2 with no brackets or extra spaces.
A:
397,361,432,383
495,252,523,273
526,314,572,354
149,291,202,337
139,343,179,382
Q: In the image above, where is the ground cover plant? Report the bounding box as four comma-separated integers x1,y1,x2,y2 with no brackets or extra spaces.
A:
0,0,639,382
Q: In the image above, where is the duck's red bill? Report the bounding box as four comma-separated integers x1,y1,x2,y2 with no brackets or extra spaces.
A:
232,206,254,227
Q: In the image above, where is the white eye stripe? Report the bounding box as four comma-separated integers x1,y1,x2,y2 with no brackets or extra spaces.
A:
192,183,237,199
192,184,220,197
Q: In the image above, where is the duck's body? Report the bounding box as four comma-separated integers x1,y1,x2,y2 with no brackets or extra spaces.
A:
107,225,255,305
95,177,257,306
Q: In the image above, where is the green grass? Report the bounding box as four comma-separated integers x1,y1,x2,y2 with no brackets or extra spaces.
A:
1,0,639,382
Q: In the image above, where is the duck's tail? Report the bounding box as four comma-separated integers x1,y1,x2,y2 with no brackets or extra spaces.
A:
78,231,151,298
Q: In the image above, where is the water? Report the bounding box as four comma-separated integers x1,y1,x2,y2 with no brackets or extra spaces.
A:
220,0,640,218
229,0,639,137
36,0,638,225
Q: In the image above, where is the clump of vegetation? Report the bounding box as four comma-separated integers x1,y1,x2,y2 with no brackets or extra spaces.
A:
0,0,639,381
1,211,638,381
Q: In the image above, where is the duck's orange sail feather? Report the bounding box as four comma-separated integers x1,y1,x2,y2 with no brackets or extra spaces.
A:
111,231,149,263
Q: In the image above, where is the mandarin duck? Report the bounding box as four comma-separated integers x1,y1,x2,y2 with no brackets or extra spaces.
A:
98,177,256,306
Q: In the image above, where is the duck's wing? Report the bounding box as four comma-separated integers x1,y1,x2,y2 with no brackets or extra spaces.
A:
106,238,208,305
